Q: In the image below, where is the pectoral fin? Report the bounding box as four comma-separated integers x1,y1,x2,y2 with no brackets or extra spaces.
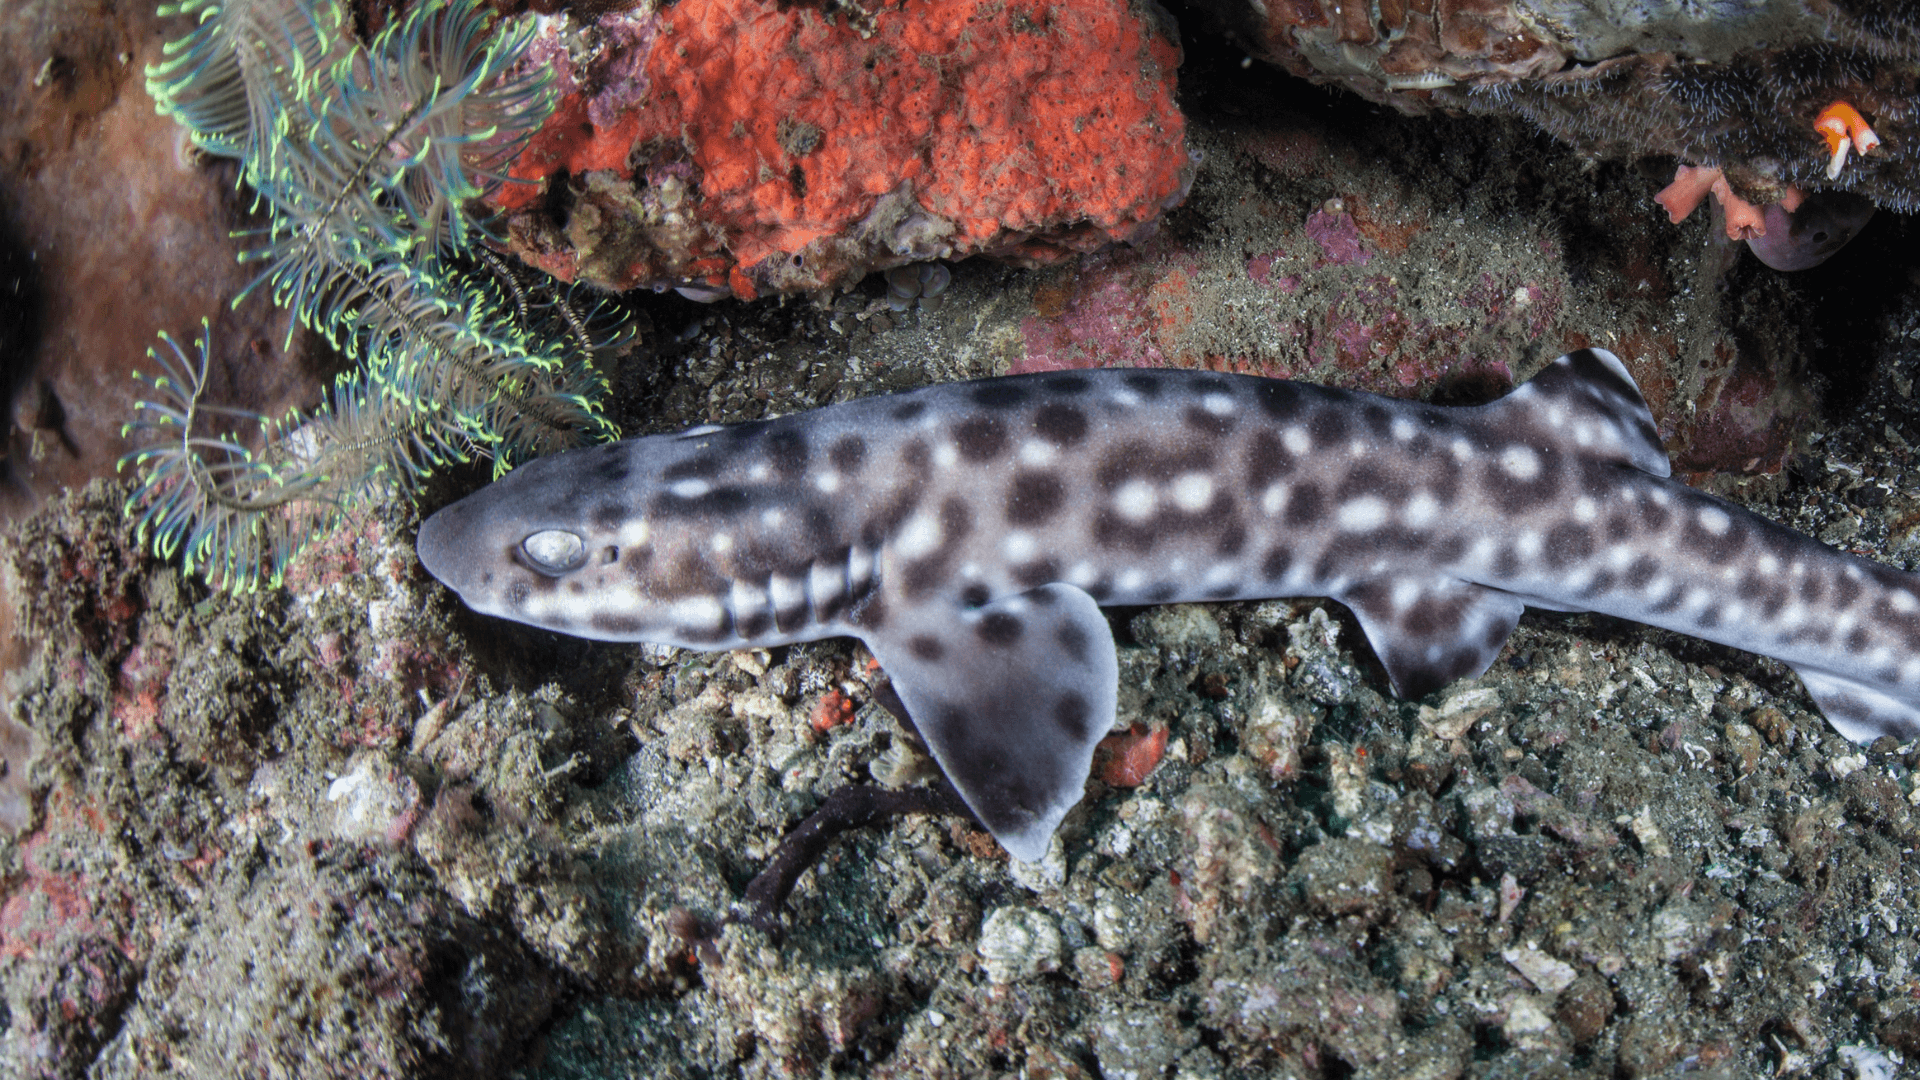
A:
859,584,1118,862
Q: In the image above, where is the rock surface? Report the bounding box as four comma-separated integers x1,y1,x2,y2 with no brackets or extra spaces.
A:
1191,0,1920,212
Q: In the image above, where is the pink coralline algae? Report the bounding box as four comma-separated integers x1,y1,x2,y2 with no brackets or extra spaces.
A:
1305,207,1371,267
1014,248,1178,373
1012,212,1538,401
2,818,139,1078
496,0,1193,299
1244,251,1300,292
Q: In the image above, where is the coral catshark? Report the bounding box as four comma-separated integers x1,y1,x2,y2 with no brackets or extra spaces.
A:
419,350,1920,860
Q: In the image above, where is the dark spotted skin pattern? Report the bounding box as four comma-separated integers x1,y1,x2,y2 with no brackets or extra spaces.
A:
420,349,1920,858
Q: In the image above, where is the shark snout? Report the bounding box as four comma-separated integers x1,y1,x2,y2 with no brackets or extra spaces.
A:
417,500,481,596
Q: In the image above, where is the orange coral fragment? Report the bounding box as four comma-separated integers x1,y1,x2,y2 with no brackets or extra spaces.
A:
1653,164,1719,224
1815,101,1881,179
1653,164,1768,241
1708,173,1766,241
810,689,856,733
1095,723,1168,787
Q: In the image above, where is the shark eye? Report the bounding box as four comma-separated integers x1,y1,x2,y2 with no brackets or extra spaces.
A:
521,530,585,574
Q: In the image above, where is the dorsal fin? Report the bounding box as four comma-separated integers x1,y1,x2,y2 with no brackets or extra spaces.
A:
1483,348,1671,478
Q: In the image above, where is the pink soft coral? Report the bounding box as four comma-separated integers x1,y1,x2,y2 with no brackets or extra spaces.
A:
1654,164,1784,241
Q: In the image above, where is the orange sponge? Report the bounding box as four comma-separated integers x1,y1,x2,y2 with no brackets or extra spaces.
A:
496,0,1191,299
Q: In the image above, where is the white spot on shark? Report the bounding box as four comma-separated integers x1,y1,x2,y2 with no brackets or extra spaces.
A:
670,479,711,499
1261,484,1289,516
731,579,767,622
1573,497,1598,523
1516,530,1542,560
1067,562,1098,587
934,442,959,468
1003,532,1037,562
711,533,734,554
895,514,942,559
810,564,845,606
1451,438,1475,462
673,596,725,631
1894,591,1919,613
1118,568,1146,591
1116,480,1157,521
1466,537,1498,570
1172,474,1214,512
814,471,842,494
1338,497,1389,532
1283,427,1310,455
1404,491,1439,528
761,509,786,529
848,546,874,585
1696,507,1731,536
748,462,771,481
1202,394,1235,415
1391,417,1416,441
1500,446,1540,480
769,574,804,613
1020,441,1057,467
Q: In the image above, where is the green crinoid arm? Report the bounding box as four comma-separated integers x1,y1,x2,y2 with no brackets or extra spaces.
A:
120,309,612,592
120,326,339,593
231,0,554,330
124,0,611,591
